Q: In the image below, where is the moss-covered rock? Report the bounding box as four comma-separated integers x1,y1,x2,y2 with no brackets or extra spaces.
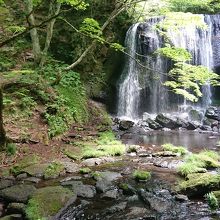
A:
176,173,220,197
25,186,74,220
0,184,36,203
10,155,40,176
43,162,65,179
22,164,49,177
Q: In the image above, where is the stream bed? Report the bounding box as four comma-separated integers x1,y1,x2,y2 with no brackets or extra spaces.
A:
54,131,220,220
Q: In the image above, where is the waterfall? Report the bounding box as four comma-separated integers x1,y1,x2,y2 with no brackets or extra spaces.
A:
117,14,220,120
117,23,140,120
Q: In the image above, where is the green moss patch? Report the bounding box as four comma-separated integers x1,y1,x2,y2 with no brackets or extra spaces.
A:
162,143,188,155
176,173,220,197
10,155,40,176
81,131,125,159
43,162,65,179
25,186,73,220
133,170,151,181
177,150,220,176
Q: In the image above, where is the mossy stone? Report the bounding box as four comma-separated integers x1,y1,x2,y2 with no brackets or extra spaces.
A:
43,162,65,179
25,186,74,220
176,173,220,197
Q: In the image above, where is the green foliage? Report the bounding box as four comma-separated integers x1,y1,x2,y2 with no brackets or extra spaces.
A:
165,62,220,102
58,0,88,9
6,143,17,156
156,46,192,62
168,0,220,14
43,162,64,179
133,170,151,181
162,143,188,155
5,25,25,34
110,43,125,52
80,18,103,41
40,64,88,137
156,12,207,33
205,192,219,210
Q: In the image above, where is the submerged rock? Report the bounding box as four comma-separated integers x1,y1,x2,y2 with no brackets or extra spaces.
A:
0,184,36,203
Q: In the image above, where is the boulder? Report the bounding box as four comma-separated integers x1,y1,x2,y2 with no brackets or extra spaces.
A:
75,185,96,198
189,109,203,122
119,120,134,131
0,179,14,190
25,186,74,220
95,171,122,193
205,106,220,120
155,114,181,129
0,184,36,203
186,121,200,130
101,189,119,199
143,112,151,121
138,189,172,213
6,203,26,215
145,118,163,130
22,164,48,178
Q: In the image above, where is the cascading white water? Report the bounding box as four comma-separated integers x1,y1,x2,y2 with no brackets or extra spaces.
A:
117,14,220,120
166,15,213,108
117,23,140,120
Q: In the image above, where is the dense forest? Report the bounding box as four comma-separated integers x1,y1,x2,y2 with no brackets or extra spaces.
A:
1,0,220,219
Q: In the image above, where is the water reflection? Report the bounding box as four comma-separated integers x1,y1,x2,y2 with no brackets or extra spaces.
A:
122,131,220,153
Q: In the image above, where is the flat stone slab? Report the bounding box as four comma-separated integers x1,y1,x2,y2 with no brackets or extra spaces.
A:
0,184,36,203
22,164,48,177
60,162,80,173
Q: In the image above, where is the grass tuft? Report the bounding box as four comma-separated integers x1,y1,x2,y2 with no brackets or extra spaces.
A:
133,170,151,181
162,143,188,155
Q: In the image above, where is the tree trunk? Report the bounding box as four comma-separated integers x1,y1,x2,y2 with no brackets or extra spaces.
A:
0,87,6,150
25,0,41,64
40,0,61,67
